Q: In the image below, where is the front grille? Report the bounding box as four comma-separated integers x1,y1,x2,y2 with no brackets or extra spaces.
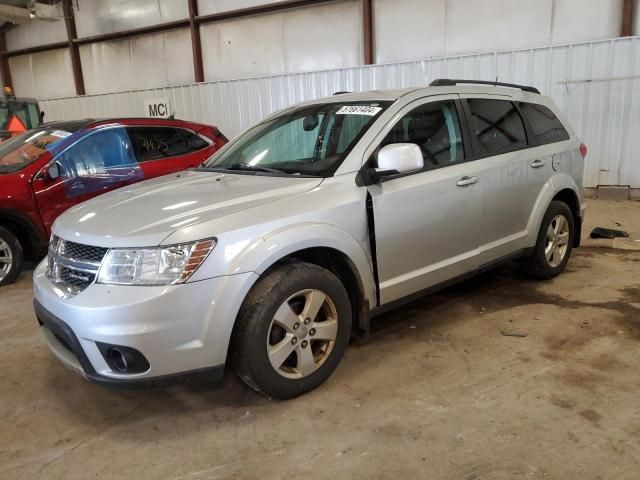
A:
58,265,94,290
46,235,108,296
60,240,108,263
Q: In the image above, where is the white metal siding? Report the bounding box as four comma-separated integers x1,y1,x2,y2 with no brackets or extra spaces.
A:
40,36,640,188
10,49,76,99
373,0,624,62
74,0,188,38
199,0,362,82
79,29,195,95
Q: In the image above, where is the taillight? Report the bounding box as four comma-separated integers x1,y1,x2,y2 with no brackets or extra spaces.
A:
580,143,587,159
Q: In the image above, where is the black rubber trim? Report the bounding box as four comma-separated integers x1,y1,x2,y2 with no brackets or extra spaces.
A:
429,79,540,94
34,299,97,375
34,299,224,389
85,364,225,390
365,192,380,306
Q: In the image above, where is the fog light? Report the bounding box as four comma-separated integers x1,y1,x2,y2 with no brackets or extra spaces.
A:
96,342,150,374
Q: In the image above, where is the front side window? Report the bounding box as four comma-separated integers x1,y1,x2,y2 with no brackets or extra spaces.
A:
467,99,528,157
56,127,142,198
379,100,464,170
519,102,569,145
203,102,390,177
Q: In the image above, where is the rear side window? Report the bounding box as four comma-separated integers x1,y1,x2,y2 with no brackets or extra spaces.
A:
127,127,190,162
181,129,210,151
466,99,528,157
380,100,465,170
519,102,569,145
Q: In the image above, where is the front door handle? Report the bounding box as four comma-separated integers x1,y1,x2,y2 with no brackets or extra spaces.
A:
456,176,479,187
530,159,546,169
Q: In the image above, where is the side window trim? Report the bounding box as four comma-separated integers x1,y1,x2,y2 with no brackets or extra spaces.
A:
455,96,475,162
461,97,533,160
513,102,539,149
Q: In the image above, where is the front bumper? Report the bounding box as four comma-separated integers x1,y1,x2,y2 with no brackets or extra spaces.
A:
33,258,258,386
35,300,224,387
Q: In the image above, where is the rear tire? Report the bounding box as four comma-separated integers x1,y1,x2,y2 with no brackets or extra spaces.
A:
523,200,574,280
231,261,351,399
0,226,23,287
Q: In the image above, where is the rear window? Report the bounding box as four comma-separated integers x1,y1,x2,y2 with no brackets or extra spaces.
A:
519,102,570,145
467,99,528,157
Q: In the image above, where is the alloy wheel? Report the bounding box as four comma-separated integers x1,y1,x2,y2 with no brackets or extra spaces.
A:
267,289,338,379
545,214,570,268
0,238,13,282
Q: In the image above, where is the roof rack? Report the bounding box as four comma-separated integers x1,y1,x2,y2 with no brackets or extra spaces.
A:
333,91,351,95
429,79,540,94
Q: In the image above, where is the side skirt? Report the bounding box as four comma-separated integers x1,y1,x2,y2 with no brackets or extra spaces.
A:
369,247,534,318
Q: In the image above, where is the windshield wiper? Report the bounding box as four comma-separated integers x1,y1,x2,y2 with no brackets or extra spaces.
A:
215,163,285,174
223,163,284,173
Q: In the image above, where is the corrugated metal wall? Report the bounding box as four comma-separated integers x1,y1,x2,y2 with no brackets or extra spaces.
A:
40,36,640,188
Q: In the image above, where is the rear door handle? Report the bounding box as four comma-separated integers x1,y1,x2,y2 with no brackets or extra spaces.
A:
456,176,479,187
530,159,546,169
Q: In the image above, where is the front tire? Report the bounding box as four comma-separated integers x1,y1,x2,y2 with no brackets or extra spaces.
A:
523,200,574,280
0,226,22,287
231,261,352,399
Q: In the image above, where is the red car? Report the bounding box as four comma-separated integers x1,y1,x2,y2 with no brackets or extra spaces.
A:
0,117,227,285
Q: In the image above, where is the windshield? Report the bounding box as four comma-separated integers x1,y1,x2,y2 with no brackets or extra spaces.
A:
203,101,391,176
0,128,73,174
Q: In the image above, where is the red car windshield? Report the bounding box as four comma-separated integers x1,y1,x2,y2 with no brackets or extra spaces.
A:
0,128,73,174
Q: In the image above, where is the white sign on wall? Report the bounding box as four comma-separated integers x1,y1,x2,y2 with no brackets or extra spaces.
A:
144,97,171,118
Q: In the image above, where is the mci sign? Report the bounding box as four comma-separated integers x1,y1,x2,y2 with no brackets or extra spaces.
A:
144,98,171,118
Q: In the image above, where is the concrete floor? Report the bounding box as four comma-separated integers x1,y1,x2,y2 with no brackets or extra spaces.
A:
1,199,639,480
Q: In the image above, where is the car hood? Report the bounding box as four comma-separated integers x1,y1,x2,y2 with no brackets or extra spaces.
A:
53,170,323,248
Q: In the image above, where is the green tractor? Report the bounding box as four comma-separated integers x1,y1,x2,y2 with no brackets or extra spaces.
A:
0,86,43,142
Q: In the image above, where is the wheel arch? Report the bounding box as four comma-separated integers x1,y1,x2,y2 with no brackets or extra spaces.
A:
0,210,47,259
552,188,582,247
265,246,371,338
527,174,583,248
213,224,376,366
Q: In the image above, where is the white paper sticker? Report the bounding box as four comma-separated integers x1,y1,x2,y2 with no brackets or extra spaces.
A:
50,130,72,138
336,105,382,116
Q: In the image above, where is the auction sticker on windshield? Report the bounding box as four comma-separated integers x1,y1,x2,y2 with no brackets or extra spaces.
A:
50,130,72,138
336,105,382,116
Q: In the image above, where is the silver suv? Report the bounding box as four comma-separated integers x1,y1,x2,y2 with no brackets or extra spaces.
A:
33,79,586,398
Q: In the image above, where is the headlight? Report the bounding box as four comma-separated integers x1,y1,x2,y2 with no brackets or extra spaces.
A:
97,239,216,286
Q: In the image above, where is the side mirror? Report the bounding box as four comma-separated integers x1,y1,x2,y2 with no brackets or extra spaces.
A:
377,143,424,173
47,162,61,180
359,143,423,186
